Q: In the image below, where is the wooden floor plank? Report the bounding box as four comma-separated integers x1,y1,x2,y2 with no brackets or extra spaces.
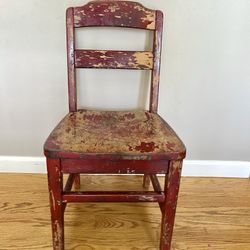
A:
0,174,249,249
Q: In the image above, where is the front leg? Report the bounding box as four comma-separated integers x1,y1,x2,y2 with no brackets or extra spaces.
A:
160,160,183,250
47,158,64,250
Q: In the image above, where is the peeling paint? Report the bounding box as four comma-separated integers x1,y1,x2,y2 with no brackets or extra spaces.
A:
162,226,171,245
53,220,62,249
172,160,182,173
75,50,153,70
149,11,163,113
73,1,156,30
44,110,185,157
108,4,120,13
50,189,56,211
134,51,153,68
66,7,77,112
126,168,135,174
139,195,155,201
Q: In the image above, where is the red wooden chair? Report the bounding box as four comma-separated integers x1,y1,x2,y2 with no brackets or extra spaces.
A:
44,1,186,249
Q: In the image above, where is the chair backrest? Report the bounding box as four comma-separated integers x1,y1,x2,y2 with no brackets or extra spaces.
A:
66,0,163,113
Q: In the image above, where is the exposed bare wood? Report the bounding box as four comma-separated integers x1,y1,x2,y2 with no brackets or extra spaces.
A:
160,160,183,249
75,50,153,70
46,159,64,250
73,1,156,30
44,110,186,161
66,7,77,112
150,10,163,113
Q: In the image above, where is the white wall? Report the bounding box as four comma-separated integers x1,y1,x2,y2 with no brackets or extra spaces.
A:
0,0,250,161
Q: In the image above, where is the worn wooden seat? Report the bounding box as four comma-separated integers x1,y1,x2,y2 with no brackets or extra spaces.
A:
44,1,186,250
44,110,185,160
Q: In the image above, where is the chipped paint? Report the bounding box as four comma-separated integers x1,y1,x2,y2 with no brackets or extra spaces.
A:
74,15,82,23
141,12,156,30
73,1,156,30
162,225,171,246
126,168,135,174
150,11,163,112
108,4,120,13
133,51,153,68
66,7,77,112
44,110,186,158
75,50,153,70
160,160,183,249
121,155,150,160
139,195,155,202
50,189,56,211
172,160,182,172
53,220,63,249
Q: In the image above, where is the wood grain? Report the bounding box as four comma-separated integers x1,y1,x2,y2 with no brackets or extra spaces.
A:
44,110,186,161
0,174,249,249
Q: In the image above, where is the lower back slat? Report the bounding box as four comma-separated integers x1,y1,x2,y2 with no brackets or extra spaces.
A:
74,50,153,69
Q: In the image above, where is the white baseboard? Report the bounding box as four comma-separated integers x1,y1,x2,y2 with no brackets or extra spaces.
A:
0,156,46,173
182,160,250,178
0,156,249,178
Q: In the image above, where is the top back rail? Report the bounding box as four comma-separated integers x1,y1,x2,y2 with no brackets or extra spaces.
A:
74,0,156,29
66,1,163,112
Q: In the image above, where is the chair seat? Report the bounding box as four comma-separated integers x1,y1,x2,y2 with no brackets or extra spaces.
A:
44,109,186,160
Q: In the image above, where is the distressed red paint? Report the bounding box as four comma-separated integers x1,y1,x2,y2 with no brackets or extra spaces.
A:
150,10,163,113
73,1,156,30
45,1,186,250
134,141,159,153
61,159,170,174
75,50,153,70
44,110,185,160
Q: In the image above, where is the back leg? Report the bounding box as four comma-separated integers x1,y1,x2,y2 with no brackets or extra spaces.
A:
142,174,150,188
160,160,183,250
74,174,81,189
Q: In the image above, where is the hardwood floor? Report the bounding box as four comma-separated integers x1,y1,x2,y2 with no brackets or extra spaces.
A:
0,174,249,250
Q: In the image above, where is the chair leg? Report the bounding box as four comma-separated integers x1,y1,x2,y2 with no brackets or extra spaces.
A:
142,174,150,188
160,160,183,250
73,174,81,189
47,158,64,250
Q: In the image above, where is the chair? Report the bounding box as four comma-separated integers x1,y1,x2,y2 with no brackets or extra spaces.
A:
44,1,186,249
